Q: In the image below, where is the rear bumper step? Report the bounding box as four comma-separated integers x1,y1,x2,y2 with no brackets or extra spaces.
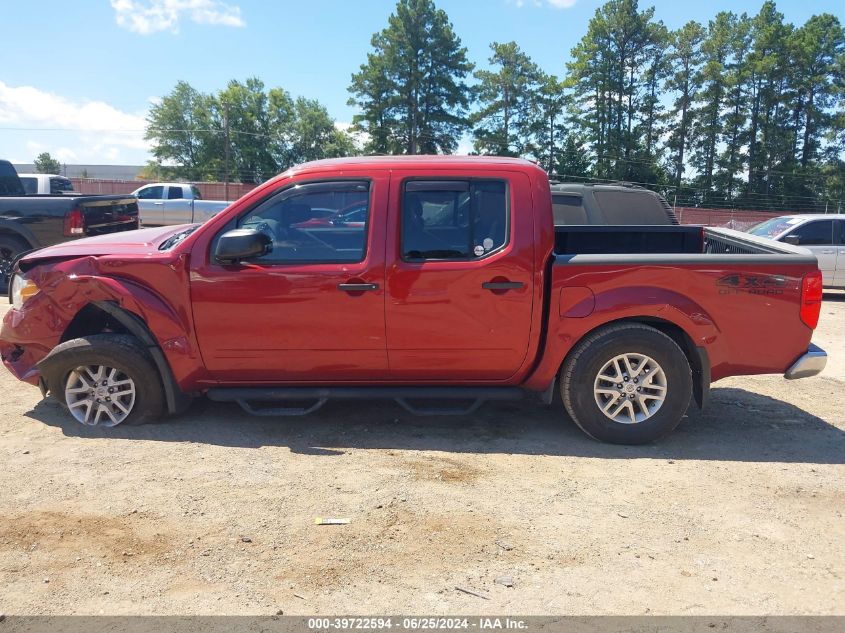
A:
207,386,525,417
784,344,827,380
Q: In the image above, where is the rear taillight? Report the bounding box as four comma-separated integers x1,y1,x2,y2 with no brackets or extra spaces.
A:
800,270,823,329
63,207,84,236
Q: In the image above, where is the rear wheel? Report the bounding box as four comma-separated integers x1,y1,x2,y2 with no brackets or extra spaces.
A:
0,235,29,292
560,323,692,444
40,334,164,427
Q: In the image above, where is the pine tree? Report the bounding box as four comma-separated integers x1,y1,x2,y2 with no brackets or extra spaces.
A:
348,0,473,154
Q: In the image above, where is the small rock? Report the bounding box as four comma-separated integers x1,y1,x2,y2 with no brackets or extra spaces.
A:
130,509,138,515
617,512,629,518
22,450,30,455
375,504,383,509
667,460,675,464
43,578,49,583
681,570,692,577
496,539,514,551
712,577,718,581
276,610,284,616
241,536,252,543
0,614,5,622
807,554,815,559
495,575,514,588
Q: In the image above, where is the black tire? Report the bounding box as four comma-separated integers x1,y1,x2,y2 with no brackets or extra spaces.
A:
560,323,692,444
39,334,164,427
0,234,30,293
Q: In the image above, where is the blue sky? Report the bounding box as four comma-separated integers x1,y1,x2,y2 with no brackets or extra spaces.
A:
1,0,842,166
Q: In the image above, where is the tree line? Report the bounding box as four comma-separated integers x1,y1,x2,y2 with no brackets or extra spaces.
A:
146,0,845,212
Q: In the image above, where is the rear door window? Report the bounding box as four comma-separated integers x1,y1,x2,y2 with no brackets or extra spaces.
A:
402,180,508,260
167,186,184,200
19,177,37,195
49,177,74,194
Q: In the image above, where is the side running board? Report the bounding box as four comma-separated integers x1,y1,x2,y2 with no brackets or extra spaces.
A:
206,386,524,418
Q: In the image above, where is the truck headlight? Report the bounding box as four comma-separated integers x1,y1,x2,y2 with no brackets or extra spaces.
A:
10,274,38,309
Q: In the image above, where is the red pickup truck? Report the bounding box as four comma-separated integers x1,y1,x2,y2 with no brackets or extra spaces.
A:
1,156,827,444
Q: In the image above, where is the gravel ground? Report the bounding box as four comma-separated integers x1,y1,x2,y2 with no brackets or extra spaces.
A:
0,298,842,615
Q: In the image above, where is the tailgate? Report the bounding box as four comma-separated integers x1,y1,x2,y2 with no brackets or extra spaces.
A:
77,196,139,235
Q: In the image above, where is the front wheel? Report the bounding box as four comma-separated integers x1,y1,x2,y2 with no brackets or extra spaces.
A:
0,235,30,292
40,334,164,427
560,323,692,444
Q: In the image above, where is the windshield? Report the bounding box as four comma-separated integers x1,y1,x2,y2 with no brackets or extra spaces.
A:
748,217,804,239
158,225,199,250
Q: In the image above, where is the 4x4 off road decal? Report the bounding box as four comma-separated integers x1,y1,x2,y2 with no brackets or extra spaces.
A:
717,274,786,296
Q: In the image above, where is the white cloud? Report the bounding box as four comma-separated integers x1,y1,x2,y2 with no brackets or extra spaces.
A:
110,0,245,35
0,80,151,164
509,0,576,8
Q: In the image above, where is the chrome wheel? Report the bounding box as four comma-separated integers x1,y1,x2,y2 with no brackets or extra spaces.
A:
593,353,667,424
64,365,136,427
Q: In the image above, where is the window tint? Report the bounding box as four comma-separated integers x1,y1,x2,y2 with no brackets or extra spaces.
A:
238,181,369,263
789,220,833,246
402,180,508,260
167,186,184,200
552,193,587,224
137,186,164,200
49,177,74,194
19,177,37,195
594,190,669,224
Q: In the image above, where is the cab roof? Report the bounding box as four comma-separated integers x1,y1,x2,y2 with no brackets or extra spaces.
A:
288,155,543,173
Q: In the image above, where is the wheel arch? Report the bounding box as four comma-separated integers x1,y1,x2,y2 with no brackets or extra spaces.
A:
58,300,191,415
0,219,39,249
558,316,710,410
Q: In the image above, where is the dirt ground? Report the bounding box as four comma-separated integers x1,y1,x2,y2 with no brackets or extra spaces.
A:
0,297,843,616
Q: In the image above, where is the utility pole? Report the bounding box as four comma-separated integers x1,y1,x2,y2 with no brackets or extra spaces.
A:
223,102,231,202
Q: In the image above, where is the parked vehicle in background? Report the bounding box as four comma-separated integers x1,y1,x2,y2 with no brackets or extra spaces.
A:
748,214,845,289
0,160,139,289
17,173,76,195
550,182,679,225
132,182,229,226
748,213,845,288
1,156,826,444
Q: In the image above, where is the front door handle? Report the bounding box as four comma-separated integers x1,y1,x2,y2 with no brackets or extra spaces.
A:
338,282,379,292
482,280,524,291
153,202,164,206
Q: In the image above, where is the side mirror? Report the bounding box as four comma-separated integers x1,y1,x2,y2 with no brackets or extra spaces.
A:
214,228,272,264
783,234,801,246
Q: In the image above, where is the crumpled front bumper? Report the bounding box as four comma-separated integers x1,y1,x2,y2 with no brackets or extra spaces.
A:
784,343,827,380
1,305,58,386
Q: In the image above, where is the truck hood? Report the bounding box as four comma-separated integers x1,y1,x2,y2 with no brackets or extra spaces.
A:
18,224,197,266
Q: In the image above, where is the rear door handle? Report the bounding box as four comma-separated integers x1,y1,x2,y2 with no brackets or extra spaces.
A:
338,282,379,292
822,250,835,254
482,281,524,291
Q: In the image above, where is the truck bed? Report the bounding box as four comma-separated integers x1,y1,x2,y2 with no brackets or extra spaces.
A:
554,225,813,261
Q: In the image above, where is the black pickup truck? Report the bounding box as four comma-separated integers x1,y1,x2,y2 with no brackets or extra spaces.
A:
0,160,139,287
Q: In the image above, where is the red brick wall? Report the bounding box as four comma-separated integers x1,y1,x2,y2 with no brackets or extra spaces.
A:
674,207,783,230
71,178,257,202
